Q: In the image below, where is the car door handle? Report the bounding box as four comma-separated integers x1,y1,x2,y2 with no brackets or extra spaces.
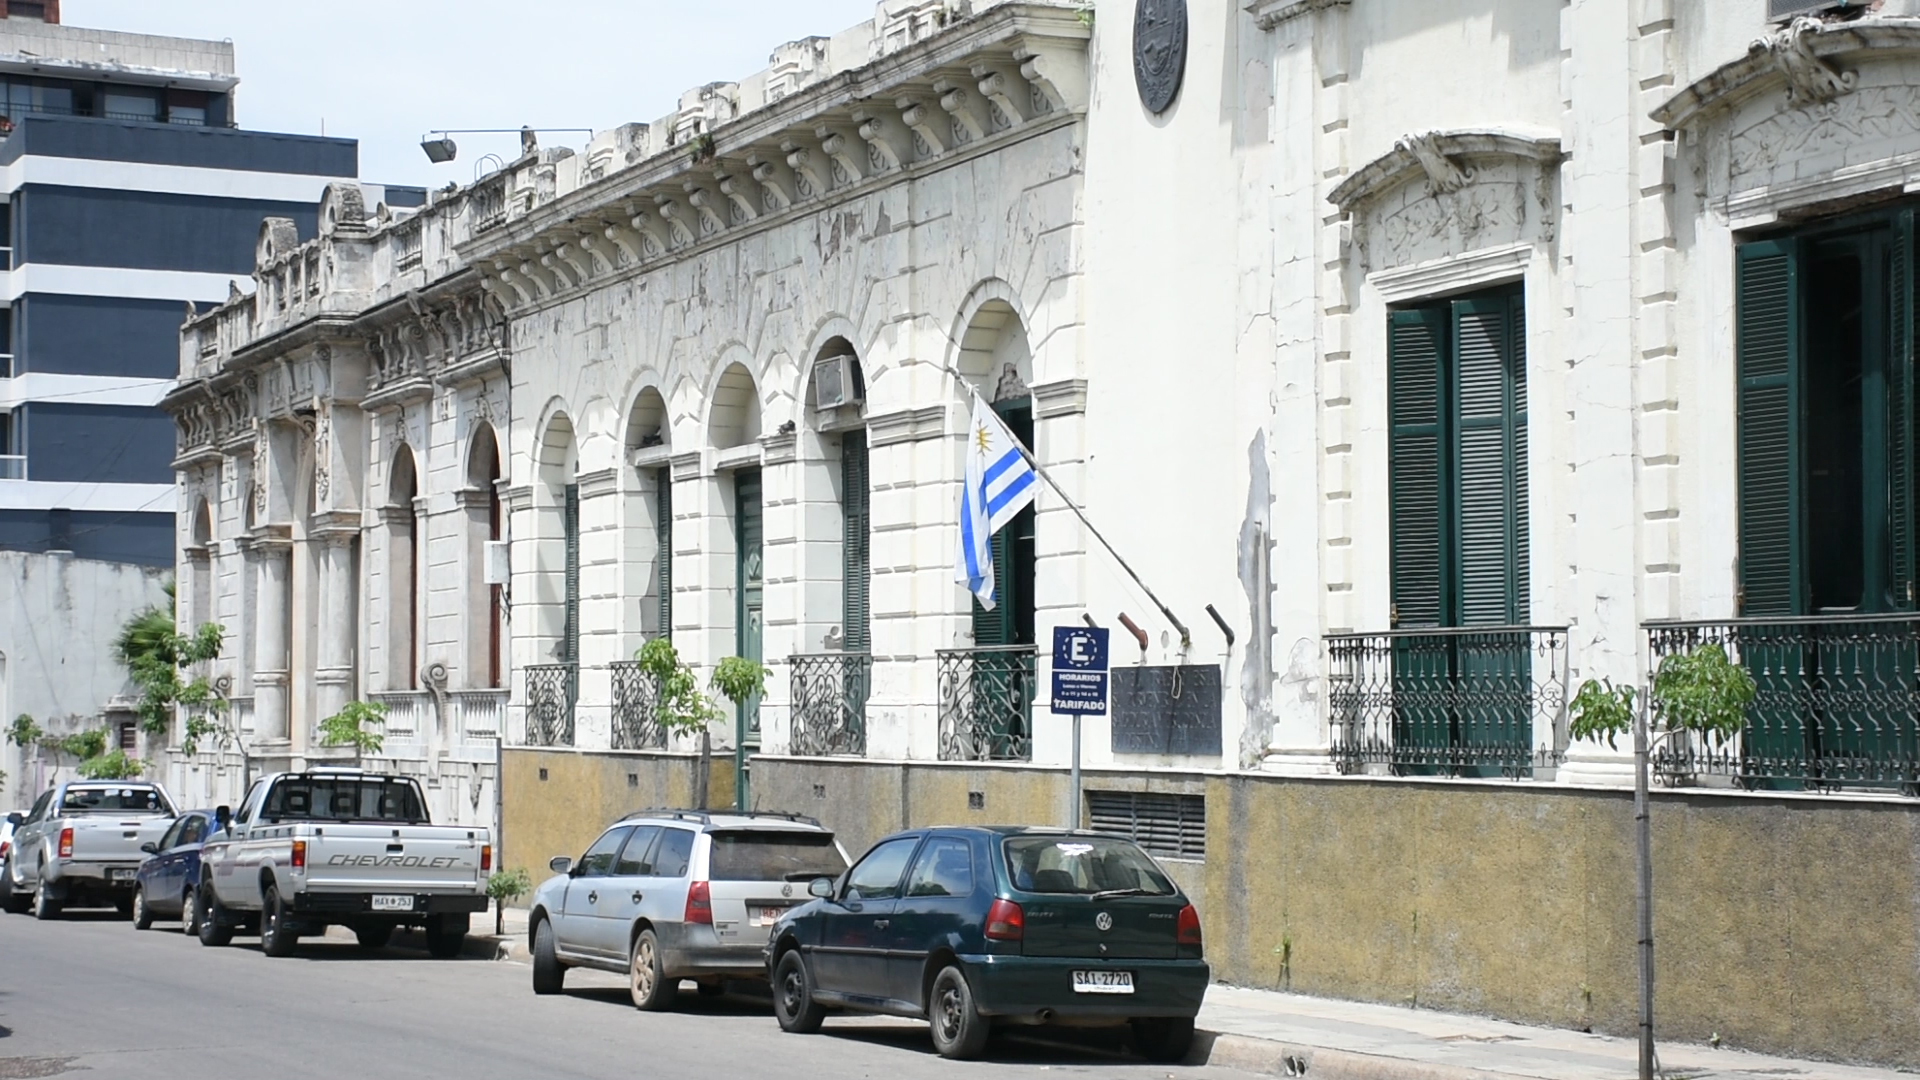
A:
630,892,644,904
587,891,598,904
872,919,890,930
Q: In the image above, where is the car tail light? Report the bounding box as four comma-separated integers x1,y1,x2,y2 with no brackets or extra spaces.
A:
481,844,493,872
291,840,307,870
1176,903,1203,947
58,828,73,859
985,898,1025,941
0,840,10,860
684,880,713,925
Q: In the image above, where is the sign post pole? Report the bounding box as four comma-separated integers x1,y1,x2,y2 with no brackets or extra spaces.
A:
1050,626,1110,831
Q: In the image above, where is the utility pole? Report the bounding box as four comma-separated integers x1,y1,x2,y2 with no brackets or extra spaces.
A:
1634,694,1656,1080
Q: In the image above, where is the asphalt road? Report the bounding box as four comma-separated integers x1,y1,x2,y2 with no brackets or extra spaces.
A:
0,908,1261,1080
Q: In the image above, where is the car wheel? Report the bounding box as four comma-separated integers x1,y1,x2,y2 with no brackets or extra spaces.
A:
772,949,825,1034
928,965,990,1060
531,918,565,995
132,885,153,930
1130,1017,1196,1064
115,894,135,917
181,888,200,937
32,877,61,921
259,884,298,957
355,923,395,950
425,914,467,959
628,928,678,1012
197,884,234,947
0,858,27,915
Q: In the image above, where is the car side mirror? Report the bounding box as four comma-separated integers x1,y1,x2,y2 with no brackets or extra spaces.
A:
5,812,20,827
808,877,834,899
549,856,572,876
139,841,159,855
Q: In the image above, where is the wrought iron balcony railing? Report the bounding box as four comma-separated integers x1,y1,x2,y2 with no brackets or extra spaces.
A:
525,663,577,747
609,660,666,750
937,646,1036,762
1327,626,1570,779
789,652,872,756
1645,615,1920,794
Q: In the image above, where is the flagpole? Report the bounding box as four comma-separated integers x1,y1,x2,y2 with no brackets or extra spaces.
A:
954,378,1191,650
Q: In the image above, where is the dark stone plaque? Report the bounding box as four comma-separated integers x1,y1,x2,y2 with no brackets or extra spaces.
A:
1133,0,1189,115
1110,664,1222,756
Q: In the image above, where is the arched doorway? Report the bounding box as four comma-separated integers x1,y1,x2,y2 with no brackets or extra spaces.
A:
387,446,421,690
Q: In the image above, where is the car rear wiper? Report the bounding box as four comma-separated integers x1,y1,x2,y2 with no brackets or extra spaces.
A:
1089,887,1155,901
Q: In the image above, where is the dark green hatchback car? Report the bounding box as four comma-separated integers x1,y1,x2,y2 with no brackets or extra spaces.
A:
765,826,1208,1061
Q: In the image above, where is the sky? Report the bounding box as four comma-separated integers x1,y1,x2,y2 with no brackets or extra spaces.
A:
65,1,885,189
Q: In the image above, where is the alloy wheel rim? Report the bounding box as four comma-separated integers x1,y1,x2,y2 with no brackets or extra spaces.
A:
132,890,144,922
632,939,654,999
938,983,963,1040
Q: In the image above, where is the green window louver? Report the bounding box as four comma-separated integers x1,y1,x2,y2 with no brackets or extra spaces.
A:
841,432,871,651
563,482,580,666
655,467,673,639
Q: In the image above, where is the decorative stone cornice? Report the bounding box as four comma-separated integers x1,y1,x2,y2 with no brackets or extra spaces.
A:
453,488,494,512
1032,377,1088,419
501,484,535,513
1328,128,1563,214
760,429,798,465
308,508,362,540
576,467,620,499
1246,0,1349,31
458,3,1091,314
669,449,708,483
1652,17,1920,130
867,403,949,447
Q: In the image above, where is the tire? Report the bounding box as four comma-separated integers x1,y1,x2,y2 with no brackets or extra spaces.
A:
181,888,200,937
772,949,825,1034
115,894,135,917
355,923,395,950
131,885,153,930
928,965,990,1060
1130,1017,1197,1064
197,884,234,947
0,858,27,915
425,914,467,959
627,928,678,1012
259,884,298,957
32,877,61,921
531,918,565,995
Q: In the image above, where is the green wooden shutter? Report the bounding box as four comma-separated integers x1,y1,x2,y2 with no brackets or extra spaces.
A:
1389,307,1449,628
1890,211,1917,611
1736,239,1803,617
1510,294,1530,623
563,482,581,664
1453,294,1527,626
655,467,673,639
842,432,872,651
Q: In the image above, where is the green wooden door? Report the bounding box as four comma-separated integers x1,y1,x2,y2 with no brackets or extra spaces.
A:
656,467,673,640
735,469,763,809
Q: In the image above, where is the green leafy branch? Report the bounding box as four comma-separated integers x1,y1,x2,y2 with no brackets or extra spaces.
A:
319,700,388,756
77,749,146,780
636,638,725,739
1568,643,1757,749
114,581,227,750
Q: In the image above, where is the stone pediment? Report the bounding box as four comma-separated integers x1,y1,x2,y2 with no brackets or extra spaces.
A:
1328,128,1562,215
1653,17,1920,131
457,2,1090,313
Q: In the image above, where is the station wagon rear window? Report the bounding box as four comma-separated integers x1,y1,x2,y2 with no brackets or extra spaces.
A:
708,831,848,882
60,786,169,814
262,778,428,824
1003,836,1176,896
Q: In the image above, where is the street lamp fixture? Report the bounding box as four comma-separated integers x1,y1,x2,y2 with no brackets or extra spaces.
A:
418,127,594,164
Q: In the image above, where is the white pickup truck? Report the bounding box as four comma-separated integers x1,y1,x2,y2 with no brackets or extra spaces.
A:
196,768,491,958
1,781,178,919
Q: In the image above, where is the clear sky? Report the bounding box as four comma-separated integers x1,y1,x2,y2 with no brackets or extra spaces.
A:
65,0,884,189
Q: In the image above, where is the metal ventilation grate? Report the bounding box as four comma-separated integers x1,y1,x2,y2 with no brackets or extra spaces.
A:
1769,0,1842,19
1087,790,1206,861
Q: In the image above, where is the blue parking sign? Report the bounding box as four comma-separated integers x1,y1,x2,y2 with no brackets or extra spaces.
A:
1051,626,1110,716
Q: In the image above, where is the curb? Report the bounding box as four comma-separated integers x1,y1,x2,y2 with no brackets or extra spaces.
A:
1193,1030,1512,1080
318,923,523,962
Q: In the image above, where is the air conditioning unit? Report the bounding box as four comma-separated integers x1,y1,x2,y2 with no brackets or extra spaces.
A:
813,355,863,410
1769,0,1852,19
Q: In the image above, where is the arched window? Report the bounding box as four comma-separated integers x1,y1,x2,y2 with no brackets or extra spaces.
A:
388,446,420,691
466,424,503,688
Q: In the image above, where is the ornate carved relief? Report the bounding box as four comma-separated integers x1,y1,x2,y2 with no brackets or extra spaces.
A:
313,403,332,503
1730,82,1920,180
1756,17,1855,107
1331,130,1561,275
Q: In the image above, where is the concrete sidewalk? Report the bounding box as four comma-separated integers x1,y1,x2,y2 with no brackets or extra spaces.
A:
453,909,1905,1079
1195,984,1907,1080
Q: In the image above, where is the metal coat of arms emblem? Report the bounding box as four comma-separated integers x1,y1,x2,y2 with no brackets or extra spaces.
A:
1133,0,1188,114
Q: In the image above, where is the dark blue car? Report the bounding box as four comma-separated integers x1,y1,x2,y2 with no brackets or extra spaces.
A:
131,808,217,934
766,826,1208,1062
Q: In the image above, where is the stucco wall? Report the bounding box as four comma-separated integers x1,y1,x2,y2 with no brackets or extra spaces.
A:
499,748,736,877
743,756,1920,1069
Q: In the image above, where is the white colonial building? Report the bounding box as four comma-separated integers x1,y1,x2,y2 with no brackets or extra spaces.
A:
160,182,509,827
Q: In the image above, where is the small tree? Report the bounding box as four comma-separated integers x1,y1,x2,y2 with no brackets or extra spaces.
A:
318,700,388,760
486,867,534,936
115,582,227,752
77,749,145,780
710,657,769,811
635,638,724,809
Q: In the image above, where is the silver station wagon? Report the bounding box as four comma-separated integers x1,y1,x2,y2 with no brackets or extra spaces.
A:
529,809,850,1009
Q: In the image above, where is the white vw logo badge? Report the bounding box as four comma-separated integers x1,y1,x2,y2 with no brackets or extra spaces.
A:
781,883,793,898
1095,912,1114,932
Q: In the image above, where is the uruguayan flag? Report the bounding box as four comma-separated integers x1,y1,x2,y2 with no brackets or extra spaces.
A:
956,395,1037,609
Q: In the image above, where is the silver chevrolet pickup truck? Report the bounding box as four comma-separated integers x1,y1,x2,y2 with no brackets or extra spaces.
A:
1,781,179,919
196,768,490,957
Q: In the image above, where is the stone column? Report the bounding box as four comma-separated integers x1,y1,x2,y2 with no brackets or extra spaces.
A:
252,531,294,754
312,520,359,731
